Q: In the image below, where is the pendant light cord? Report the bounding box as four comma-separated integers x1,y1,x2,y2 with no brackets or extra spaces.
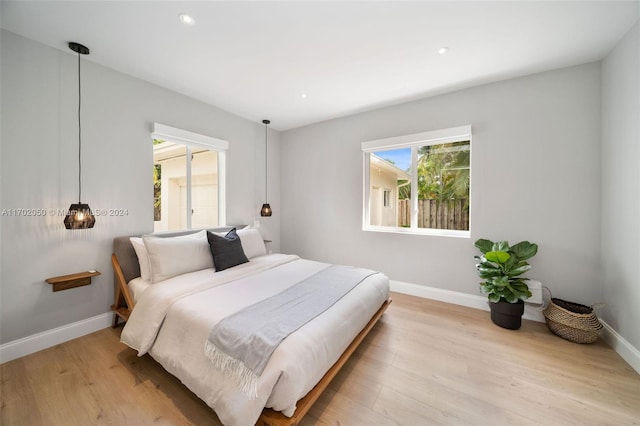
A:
264,122,268,202
77,50,82,203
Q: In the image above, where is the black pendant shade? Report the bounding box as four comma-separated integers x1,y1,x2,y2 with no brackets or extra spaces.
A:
260,119,272,217
260,203,272,217
64,203,96,229
64,42,95,229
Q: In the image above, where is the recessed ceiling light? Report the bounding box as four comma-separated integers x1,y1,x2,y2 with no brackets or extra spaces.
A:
300,93,308,99
179,14,195,25
438,47,449,55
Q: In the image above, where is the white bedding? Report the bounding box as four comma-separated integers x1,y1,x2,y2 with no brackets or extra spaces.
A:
127,277,149,304
120,253,389,426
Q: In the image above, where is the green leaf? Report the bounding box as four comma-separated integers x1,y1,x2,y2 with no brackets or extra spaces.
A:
480,258,500,269
504,294,518,303
493,241,510,252
502,254,518,273
488,293,501,303
485,251,510,264
508,264,532,277
476,263,504,277
474,239,494,254
476,260,500,269
511,282,530,292
493,276,509,287
477,266,502,278
510,241,538,261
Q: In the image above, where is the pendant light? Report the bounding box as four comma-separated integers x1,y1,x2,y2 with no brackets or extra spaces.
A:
64,42,95,230
260,119,272,217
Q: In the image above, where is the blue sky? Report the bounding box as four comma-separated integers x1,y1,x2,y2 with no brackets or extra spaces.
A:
374,148,411,171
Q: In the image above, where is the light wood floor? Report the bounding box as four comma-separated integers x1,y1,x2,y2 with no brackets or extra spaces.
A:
2,292,639,425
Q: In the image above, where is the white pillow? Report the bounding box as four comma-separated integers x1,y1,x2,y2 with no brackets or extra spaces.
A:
237,228,267,259
130,237,151,282
143,230,214,283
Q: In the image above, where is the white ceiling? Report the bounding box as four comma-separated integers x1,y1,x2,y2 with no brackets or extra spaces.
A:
2,1,638,131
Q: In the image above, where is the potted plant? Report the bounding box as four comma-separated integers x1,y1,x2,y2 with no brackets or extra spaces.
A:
474,239,538,330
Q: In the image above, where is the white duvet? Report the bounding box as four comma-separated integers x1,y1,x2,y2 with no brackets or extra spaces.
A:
120,254,390,426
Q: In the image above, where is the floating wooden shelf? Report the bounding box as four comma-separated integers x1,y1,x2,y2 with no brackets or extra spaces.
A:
45,270,101,292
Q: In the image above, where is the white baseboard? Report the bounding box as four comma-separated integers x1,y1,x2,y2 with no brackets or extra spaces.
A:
390,280,640,375
390,280,545,323
0,312,113,364
600,320,640,374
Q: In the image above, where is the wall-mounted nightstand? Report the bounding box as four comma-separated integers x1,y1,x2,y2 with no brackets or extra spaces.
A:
45,270,101,292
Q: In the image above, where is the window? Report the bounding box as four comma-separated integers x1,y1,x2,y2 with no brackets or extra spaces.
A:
151,123,228,232
362,125,471,237
383,189,392,208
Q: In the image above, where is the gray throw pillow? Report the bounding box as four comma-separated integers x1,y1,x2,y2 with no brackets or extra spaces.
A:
207,228,249,271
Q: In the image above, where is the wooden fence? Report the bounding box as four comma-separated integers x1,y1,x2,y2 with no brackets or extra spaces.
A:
398,199,469,230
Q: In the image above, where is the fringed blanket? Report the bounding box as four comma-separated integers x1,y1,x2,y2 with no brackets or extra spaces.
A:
204,264,377,398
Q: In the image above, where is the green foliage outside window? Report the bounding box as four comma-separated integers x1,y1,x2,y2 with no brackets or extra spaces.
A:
153,139,163,221
391,141,470,203
418,141,469,204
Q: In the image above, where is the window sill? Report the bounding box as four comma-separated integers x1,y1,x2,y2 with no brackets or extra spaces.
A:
362,225,470,238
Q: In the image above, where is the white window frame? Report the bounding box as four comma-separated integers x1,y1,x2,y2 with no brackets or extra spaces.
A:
361,125,471,238
152,123,228,228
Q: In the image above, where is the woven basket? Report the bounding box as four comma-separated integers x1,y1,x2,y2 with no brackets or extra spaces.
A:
543,297,602,344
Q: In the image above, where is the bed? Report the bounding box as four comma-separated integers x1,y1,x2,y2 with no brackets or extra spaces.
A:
111,227,391,426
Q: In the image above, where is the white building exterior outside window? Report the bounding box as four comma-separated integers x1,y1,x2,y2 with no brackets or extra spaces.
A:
151,123,228,231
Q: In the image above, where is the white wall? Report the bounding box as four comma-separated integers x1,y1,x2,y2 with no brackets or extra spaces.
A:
281,63,602,307
601,22,639,350
0,31,280,345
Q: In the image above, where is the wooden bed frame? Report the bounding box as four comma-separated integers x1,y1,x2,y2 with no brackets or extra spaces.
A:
258,298,391,426
110,233,391,426
111,253,135,327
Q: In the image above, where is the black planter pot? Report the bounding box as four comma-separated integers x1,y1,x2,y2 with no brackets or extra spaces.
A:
489,300,525,330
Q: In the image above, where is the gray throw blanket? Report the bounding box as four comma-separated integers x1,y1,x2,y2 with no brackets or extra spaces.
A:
204,264,377,398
